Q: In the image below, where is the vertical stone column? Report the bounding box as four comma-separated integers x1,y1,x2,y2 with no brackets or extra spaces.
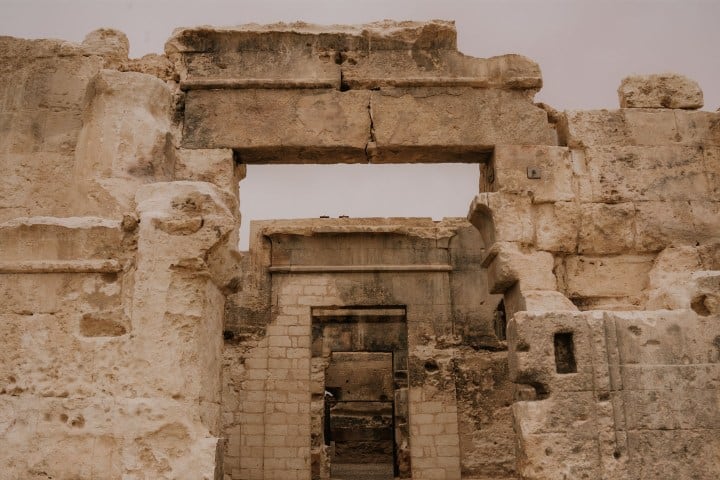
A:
133,181,237,478
405,273,462,480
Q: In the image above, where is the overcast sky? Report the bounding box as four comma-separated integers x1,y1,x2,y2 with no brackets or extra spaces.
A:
2,0,719,248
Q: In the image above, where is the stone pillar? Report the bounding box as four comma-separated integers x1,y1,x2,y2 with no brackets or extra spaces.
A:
131,181,237,478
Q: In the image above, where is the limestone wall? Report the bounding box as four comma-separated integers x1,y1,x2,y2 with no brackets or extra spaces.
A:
0,30,240,480
1,19,719,480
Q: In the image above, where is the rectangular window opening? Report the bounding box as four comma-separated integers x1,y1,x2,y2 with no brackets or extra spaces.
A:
553,332,577,374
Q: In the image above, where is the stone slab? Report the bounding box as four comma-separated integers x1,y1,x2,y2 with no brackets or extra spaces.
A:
182,89,371,162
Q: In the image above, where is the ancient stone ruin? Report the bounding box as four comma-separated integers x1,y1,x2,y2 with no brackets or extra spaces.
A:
1,19,719,480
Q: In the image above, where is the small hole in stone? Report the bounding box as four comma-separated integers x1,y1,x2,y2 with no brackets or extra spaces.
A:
59,414,68,422
613,450,622,459
494,299,507,341
691,295,711,316
424,359,439,373
554,332,577,374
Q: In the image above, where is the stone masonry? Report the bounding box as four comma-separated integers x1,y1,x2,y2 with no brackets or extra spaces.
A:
0,20,718,480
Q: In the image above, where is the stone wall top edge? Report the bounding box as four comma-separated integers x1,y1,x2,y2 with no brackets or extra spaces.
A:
165,19,458,53
251,217,471,238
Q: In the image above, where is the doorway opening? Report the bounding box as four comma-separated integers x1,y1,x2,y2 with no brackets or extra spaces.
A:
311,307,409,480
325,352,394,480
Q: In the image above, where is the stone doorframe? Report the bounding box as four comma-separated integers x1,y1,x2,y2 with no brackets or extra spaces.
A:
310,306,410,479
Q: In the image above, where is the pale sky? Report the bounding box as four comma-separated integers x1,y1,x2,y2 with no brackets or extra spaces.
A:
2,0,719,248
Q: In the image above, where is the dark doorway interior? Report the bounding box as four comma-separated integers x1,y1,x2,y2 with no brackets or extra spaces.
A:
326,352,394,480
311,307,410,480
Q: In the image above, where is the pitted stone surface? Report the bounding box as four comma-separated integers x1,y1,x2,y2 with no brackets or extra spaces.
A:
618,73,703,109
1,19,719,480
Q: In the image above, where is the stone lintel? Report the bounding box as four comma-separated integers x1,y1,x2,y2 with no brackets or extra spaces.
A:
167,21,542,91
0,259,122,274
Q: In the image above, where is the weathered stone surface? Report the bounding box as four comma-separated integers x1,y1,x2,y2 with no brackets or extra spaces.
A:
0,36,103,221
167,21,542,91
560,109,720,148
558,254,655,305
488,145,573,203
468,192,534,247
485,242,556,293
534,202,580,253
2,20,720,480
183,89,371,162
578,202,635,254
584,145,709,202
370,88,556,162
618,73,703,109
81,28,129,69
74,69,176,215
509,310,720,480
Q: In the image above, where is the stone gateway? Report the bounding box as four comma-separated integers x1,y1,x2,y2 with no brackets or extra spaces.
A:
0,20,718,480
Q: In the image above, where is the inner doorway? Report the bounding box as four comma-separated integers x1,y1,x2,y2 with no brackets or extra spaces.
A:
325,352,394,480
311,306,410,480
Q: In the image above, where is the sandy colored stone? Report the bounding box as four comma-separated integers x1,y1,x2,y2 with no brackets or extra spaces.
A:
81,28,129,69
618,73,703,109
534,202,580,253
488,145,574,203
2,20,720,480
183,89,371,162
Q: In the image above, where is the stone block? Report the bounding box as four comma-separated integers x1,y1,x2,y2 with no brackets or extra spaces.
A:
609,310,720,365
74,69,176,215
634,201,706,252
584,145,708,202
371,88,556,163
81,29,129,69
674,110,720,147
504,285,578,318
560,109,678,148
560,254,654,299
578,202,635,254
182,89,371,162
489,145,573,203
485,242,556,293
618,73,703,109
468,193,534,247
625,430,720,480
343,50,542,90
644,246,703,310
507,311,598,394
175,148,243,199
534,202,580,253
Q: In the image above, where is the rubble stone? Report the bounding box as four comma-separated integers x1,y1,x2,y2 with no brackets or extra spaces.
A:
618,73,703,109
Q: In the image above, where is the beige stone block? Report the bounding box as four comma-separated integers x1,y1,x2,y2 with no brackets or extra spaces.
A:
371,88,556,163
634,201,720,253
618,73,703,109
644,246,703,310
625,429,720,480
175,148,243,197
585,145,708,202
504,284,578,318
534,201,580,253
74,70,175,214
560,109,680,148
182,89,371,162
486,242,556,293
468,192,535,247
610,310,720,365
82,29,129,69
490,145,574,203
674,110,720,148
560,254,654,298
578,202,635,254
